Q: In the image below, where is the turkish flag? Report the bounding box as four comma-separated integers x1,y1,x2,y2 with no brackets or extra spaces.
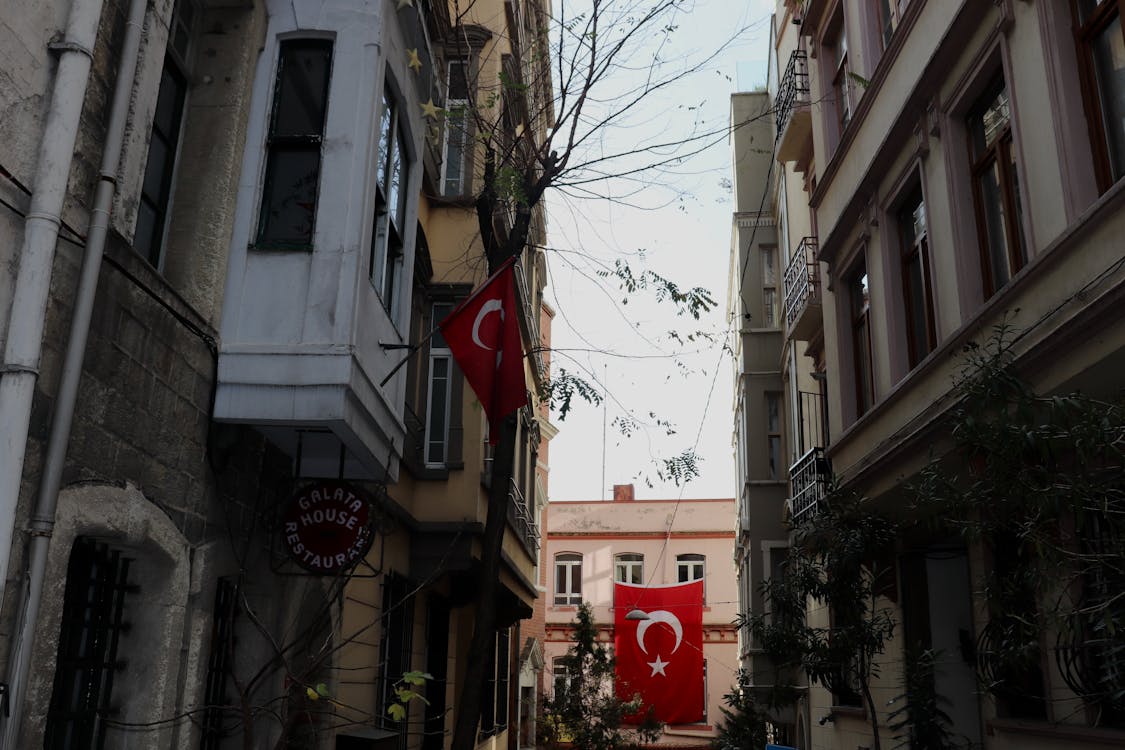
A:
439,257,527,443
614,580,705,725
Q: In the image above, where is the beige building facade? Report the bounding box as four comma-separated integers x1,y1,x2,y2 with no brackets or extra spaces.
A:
729,1,1125,749
544,485,740,749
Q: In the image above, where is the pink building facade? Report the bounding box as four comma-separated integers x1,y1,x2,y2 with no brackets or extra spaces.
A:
544,485,739,748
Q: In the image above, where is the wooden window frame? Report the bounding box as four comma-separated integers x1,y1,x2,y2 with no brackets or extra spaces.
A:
967,76,1026,299
897,186,936,368
1071,0,1125,193
849,260,875,417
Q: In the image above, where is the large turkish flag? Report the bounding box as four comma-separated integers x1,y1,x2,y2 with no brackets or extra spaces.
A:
439,257,527,443
614,580,705,725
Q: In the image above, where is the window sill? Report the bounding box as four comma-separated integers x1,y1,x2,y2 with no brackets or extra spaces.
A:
248,242,313,252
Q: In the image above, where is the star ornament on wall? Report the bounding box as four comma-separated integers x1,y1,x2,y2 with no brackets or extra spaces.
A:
421,98,443,120
407,48,422,73
647,654,669,677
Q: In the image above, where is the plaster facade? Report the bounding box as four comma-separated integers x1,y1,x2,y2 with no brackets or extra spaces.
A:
544,487,739,749
728,1,1125,749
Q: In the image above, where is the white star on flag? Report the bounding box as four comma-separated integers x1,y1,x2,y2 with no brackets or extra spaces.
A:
647,655,669,677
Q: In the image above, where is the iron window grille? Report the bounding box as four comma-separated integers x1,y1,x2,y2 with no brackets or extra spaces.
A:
45,538,136,750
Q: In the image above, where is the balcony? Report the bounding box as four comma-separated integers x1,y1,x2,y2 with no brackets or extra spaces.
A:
783,236,822,340
787,447,830,524
775,50,812,163
507,479,540,559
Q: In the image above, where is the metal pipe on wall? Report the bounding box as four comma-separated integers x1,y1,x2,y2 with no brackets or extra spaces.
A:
0,0,106,634
1,0,148,743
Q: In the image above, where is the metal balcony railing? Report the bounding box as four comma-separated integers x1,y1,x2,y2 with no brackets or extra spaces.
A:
507,478,540,558
788,447,829,523
776,50,810,138
783,236,820,331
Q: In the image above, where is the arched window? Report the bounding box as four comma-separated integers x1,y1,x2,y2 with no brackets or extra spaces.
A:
554,553,582,605
614,553,644,584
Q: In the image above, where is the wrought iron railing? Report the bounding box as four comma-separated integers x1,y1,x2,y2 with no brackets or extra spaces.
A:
507,478,540,558
783,236,820,330
788,447,829,523
776,50,810,137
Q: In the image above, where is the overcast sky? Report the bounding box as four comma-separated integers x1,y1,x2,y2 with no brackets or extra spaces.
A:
543,0,772,502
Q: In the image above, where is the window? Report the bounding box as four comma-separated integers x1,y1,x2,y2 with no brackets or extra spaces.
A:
442,59,470,195
46,538,135,749
876,0,909,51
1073,0,1125,191
554,552,582,605
257,40,333,248
898,187,936,367
614,553,644,584
677,553,705,582
849,261,875,416
827,10,852,138
136,59,188,268
552,657,571,698
378,574,415,745
766,392,782,479
372,84,411,313
425,301,454,465
762,247,778,328
481,627,511,736
968,77,1026,298
200,578,239,750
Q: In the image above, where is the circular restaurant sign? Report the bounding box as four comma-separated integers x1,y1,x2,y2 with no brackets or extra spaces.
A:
282,481,375,574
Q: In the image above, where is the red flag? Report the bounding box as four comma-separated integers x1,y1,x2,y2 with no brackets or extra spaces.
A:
439,257,527,443
614,580,705,725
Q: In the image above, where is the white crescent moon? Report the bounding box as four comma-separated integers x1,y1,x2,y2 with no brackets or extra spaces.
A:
471,299,504,350
635,610,683,655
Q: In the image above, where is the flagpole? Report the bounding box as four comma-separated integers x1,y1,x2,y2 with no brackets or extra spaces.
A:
378,256,518,389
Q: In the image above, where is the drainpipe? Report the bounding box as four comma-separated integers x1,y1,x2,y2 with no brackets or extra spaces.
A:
0,0,105,631
1,0,147,743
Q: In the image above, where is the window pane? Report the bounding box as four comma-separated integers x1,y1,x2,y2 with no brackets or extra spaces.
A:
1091,15,1125,180
426,357,450,464
391,129,408,230
443,105,467,195
856,317,873,413
905,253,929,364
763,289,777,327
969,83,1010,158
142,135,170,201
377,92,394,187
850,269,869,319
273,42,332,137
135,201,159,265
977,158,1012,290
766,393,780,433
768,435,781,479
259,148,320,244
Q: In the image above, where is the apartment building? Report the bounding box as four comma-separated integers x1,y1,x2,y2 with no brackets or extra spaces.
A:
0,0,554,747
544,485,739,749
729,1,1125,749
